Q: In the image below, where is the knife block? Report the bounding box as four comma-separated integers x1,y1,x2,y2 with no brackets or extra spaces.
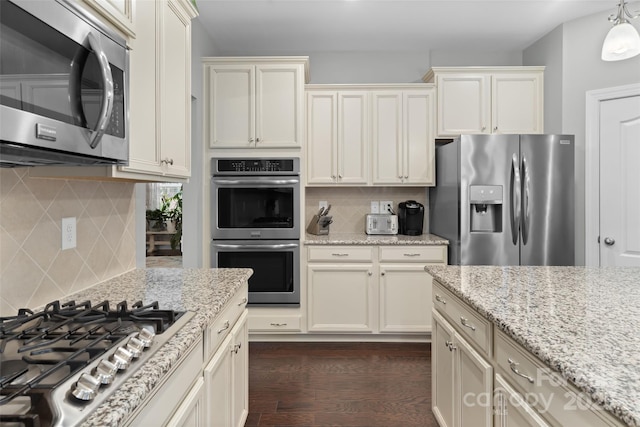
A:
306,215,332,235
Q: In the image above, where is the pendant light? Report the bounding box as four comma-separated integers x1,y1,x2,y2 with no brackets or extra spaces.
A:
602,1,640,61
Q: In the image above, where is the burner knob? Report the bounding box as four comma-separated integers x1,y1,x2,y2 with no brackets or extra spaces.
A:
94,359,118,384
136,328,155,347
111,347,133,370
126,337,145,358
71,373,101,401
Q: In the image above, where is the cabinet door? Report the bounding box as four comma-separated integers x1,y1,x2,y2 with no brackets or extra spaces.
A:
231,311,249,427
204,335,233,427
492,73,543,134
159,0,191,177
432,310,456,427
81,0,135,37
255,63,303,147
306,91,337,185
436,74,490,136
457,329,493,427
166,378,205,427
307,264,375,332
379,264,432,333
208,64,255,148
495,374,550,427
371,92,403,184
337,91,369,185
403,90,435,185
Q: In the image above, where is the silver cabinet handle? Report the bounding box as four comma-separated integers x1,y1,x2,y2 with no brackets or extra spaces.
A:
270,322,288,327
604,237,615,246
435,295,446,304
403,253,420,257
217,320,230,334
256,137,261,143
249,138,254,143
445,340,457,351
331,253,349,257
232,342,242,354
460,317,476,331
494,126,498,132
161,158,174,165
481,126,486,131
238,297,248,306
508,358,535,383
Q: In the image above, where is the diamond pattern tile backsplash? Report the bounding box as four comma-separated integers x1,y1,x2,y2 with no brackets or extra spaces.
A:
305,187,428,234
0,169,136,315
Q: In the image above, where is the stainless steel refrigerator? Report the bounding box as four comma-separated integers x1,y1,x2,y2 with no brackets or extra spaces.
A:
429,134,574,266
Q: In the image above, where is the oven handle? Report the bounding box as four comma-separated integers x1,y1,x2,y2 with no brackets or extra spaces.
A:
212,243,299,250
212,179,299,186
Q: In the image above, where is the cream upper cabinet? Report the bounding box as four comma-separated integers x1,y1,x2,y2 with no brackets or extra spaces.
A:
371,88,435,185
306,88,369,185
423,67,544,137
81,0,135,38
205,57,309,149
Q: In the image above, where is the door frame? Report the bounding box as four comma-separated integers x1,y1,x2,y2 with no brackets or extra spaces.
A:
585,83,640,267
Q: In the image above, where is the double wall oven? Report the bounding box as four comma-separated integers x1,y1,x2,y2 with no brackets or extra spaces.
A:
211,158,300,305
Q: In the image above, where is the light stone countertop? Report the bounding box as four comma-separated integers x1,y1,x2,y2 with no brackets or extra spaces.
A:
424,265,640,427
304,232,449,245
61,268,253,427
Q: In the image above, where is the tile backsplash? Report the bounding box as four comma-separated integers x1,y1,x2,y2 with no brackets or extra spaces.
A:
305,187,428,234
0,169,136,315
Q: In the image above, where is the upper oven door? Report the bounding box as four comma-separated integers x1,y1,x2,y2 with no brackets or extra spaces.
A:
211,175,300,240
0,0,128,162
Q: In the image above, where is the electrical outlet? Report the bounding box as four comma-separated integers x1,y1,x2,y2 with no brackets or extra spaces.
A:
319,200,328,211
380,201,394,214
370,201,380,214
61,217,76,250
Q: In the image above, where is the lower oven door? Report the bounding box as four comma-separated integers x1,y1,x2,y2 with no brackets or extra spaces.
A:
211,240,300,305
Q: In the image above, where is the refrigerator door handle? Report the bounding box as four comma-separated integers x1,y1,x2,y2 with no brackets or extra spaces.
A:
521,155,531,245
510,154,521,245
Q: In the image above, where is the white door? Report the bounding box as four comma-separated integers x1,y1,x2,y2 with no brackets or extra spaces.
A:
599,95,640,266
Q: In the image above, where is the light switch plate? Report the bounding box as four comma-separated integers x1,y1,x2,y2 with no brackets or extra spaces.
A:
370,201,380,214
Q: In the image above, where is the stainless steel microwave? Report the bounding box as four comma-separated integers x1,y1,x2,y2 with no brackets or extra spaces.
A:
0,0,129,167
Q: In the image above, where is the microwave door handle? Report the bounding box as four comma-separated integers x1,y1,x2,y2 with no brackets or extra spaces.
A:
212,243,299,250
70,33,114,149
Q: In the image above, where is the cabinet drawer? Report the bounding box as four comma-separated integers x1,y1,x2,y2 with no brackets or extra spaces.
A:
495,330,620,427
308,246,374,262
205,284,248,359
379,245,447,263
248,314,302,332
432,280,491,357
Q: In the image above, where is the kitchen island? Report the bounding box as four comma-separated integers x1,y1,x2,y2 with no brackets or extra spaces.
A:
61,268,252,427
425,265,640,427
305,232,448,245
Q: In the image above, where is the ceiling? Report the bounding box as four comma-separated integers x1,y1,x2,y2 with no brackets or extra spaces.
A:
195,0,625,55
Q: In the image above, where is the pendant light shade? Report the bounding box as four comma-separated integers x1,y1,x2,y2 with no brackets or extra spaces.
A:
602,1,640,61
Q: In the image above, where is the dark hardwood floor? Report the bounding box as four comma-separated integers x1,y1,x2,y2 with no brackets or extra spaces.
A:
246,342,439,427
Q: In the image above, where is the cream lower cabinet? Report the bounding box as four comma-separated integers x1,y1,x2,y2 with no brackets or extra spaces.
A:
494,374,550,427
306,88,369,185
166,378,206,427
432,309,493,427
307,245,447,334
423,67,544,138
371,88,436,185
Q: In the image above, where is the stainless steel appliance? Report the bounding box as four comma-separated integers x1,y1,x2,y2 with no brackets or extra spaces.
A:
0,299,193,426
429,134,575,265
365,214,398,235
397,200,424,236
0,0,129,167
211,158,300,304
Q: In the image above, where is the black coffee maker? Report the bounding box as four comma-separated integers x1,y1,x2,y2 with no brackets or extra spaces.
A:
398,200,424,235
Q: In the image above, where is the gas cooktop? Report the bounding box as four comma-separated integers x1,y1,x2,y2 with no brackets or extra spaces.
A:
0,299,194,427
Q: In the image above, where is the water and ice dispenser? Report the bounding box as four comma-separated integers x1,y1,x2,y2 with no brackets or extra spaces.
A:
469,185,503,232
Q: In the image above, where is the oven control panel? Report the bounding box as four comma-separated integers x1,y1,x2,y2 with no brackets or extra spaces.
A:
213,158,300,175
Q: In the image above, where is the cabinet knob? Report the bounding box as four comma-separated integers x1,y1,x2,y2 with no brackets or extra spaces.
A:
493,126,498,132
481,126,486,131
368,271,373,276
381,271,385,276
248,138,254,144
256,137,261,143
404,175,408,179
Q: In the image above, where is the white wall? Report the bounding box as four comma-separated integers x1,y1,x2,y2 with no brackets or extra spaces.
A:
524,12,640,265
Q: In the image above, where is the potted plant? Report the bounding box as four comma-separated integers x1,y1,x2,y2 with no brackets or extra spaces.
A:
146,209,167,231
161,188,183,250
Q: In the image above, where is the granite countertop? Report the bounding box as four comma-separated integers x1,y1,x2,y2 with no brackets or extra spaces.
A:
424,265,640,427
304,232,449,245
63,268,253,427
